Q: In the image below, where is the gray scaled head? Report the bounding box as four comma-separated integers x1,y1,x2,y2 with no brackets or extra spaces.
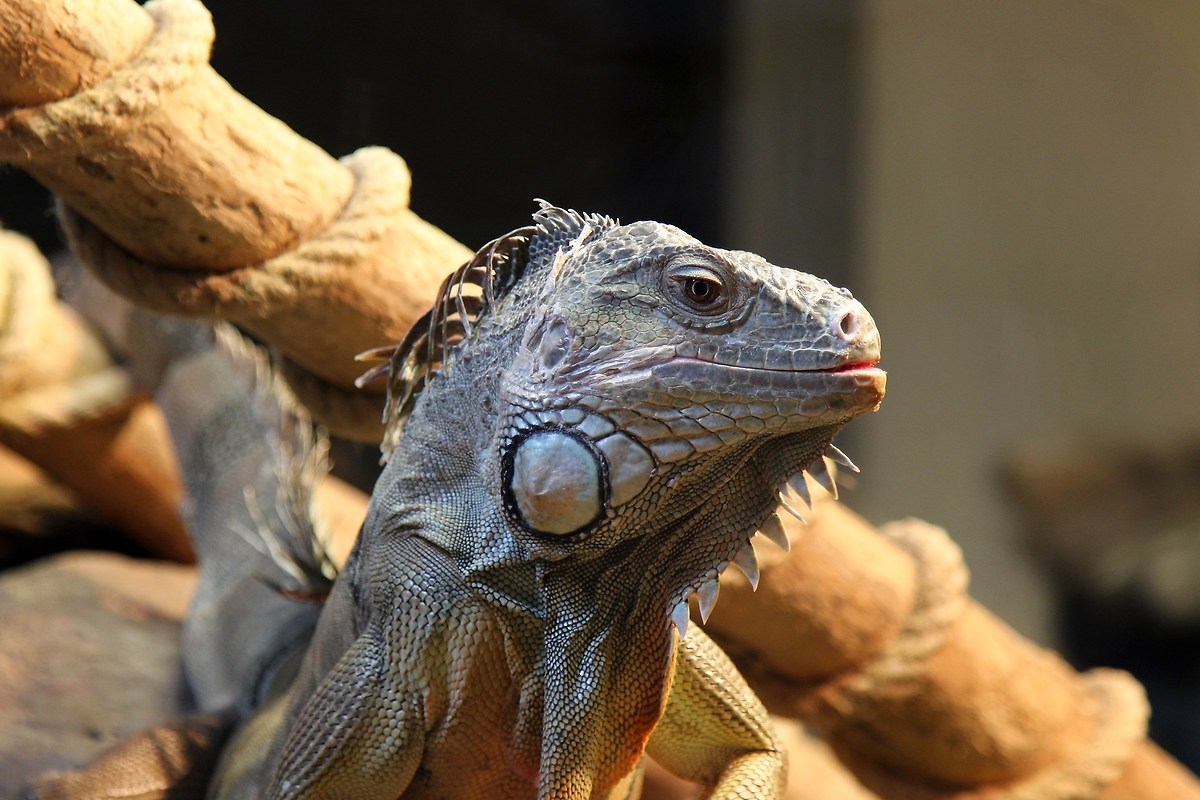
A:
370,202,885,574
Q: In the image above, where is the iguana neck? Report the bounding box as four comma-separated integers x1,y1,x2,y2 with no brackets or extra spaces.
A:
363,343,544,610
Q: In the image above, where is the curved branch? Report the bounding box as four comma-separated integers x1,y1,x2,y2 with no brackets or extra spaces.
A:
0,0,470,441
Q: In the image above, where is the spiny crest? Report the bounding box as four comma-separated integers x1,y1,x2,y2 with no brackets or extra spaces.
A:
526,199,617,271
214,323,338,594
357,202,617,458
671,446,864,636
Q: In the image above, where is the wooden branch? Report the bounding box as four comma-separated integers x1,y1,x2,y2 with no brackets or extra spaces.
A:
0,0,154,108
0,0,470,441
704,496,1200,799
0,226,192,562
0,228,369,564
0,0,349,270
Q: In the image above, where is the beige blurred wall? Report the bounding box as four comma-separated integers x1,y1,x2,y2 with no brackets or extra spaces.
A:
850,1,1200,641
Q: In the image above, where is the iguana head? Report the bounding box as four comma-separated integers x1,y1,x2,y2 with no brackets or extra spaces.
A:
369,202,883,623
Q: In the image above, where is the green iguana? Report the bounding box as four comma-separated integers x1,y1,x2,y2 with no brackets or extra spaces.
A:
36,203,884,800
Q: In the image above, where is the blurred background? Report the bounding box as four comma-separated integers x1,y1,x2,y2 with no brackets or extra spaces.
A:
2,0,1198,768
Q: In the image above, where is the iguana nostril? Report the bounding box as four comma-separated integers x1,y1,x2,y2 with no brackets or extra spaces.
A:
836,307,860,340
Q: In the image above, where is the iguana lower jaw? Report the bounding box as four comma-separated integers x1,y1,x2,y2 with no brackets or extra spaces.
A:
496,352,884,550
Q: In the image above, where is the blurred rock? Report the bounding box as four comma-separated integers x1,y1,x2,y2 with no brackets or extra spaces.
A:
0,552,196,798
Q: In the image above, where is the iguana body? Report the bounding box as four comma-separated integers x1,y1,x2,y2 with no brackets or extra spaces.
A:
210,205,884,800
35,205,884,800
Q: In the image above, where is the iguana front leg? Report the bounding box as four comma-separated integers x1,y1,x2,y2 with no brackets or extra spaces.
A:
262,630,426,800
646,627,786,799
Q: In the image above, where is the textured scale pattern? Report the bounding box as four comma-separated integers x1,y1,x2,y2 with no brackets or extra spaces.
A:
210,203,886,800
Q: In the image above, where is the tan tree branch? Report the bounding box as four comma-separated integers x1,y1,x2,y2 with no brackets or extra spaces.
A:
0,0,470,442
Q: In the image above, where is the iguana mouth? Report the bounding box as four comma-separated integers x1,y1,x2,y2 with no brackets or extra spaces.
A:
818,358,882,374
671,355,884,379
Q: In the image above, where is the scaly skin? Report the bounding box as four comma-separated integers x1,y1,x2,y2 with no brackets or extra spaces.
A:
211,204,885,800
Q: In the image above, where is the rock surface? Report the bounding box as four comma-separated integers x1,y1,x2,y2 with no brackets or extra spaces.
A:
0,551,196,799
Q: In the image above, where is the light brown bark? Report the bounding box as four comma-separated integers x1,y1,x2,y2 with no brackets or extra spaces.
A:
0,227,192,562
0,0,470,441
0,0,153,107
705,498,1200,798
1101,742,1200,800
0,0,350,270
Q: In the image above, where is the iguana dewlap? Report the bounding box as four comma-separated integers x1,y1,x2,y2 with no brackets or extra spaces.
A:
153,203,881,800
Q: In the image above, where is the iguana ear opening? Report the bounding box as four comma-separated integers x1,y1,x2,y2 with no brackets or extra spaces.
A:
536,318,572,371
520,314,574,375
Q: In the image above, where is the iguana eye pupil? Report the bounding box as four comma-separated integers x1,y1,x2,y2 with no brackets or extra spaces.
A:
684,277,721,305
662,260,735,318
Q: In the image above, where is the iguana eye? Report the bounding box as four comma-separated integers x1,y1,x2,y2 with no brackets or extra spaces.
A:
666,263,732,314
